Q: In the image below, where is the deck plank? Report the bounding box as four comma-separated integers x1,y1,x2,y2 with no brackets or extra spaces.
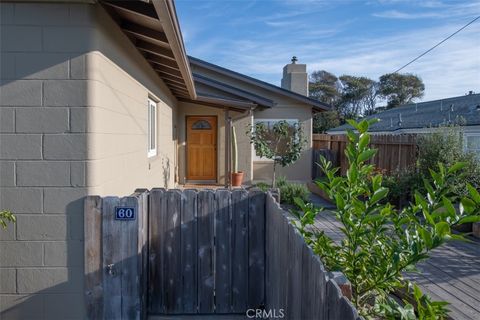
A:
312,203,480,320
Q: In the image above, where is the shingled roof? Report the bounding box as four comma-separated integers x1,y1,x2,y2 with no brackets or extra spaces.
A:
329,93,480,133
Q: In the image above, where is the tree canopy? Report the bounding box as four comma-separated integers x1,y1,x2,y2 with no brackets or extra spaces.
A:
378,73,425,109
308,70,425,132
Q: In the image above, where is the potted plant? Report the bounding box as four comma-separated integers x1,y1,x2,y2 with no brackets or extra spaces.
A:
231,125,244,186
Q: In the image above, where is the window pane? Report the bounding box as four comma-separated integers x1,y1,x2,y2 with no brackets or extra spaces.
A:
192,120,212,130
147,99,157,156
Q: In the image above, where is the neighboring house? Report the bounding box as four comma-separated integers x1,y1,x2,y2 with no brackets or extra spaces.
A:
329,93,480,156
0,0,328,318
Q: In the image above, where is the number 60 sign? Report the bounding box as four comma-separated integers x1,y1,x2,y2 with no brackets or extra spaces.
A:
115,207,136,221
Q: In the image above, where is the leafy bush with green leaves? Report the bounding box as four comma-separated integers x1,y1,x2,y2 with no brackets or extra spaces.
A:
275,176,310,206
294,119,480,319
375,283,449,320
383,167,423,207
417,126,480,197
0,210,15,229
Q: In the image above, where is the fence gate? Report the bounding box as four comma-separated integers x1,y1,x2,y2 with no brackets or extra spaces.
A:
148,188,266,315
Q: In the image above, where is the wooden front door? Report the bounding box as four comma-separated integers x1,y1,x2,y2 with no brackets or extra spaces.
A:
186,116,217,181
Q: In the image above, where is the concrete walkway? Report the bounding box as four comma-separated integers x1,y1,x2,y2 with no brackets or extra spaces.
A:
310,194,480,320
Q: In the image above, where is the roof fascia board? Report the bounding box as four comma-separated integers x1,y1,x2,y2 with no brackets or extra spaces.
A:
194,74,275,108
152,0,196,99
189,56,330,110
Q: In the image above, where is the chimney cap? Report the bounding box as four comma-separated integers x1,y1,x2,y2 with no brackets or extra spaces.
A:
291,56,298,64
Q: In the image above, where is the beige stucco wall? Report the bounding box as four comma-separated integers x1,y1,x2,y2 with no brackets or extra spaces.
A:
177,102,252,185
0,3,176,319
86,4,177,195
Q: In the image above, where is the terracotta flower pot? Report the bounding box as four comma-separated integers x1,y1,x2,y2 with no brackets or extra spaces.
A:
231,171,244,187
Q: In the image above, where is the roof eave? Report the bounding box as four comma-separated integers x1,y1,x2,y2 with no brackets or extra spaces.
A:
189,56,331,111
152,0,196,99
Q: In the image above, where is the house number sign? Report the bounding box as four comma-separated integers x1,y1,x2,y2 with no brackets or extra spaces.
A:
115,207,136,221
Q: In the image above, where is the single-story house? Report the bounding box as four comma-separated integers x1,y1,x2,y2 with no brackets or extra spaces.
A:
0,0,329,318
328,93,480,156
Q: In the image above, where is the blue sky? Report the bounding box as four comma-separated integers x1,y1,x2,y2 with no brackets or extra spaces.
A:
175,0,480,102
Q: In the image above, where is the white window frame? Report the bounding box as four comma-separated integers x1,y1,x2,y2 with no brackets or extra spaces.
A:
464,132,480,158
252,118,299,162
147,98,157,158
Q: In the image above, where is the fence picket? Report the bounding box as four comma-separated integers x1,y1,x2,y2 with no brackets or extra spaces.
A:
181,189,198,313
215,189,233,313
326,279,343,320
120,196,140,320
102,197,122,319
165,190,182,313
197,190,215,313
148,188,166,314
248,190,266,308
286,228,303,319
135,191,149,320
232,189,249,312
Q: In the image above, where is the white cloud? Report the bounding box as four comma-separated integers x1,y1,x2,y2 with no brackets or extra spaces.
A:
372,10,444,19
190,21,480,102
180,1,480,102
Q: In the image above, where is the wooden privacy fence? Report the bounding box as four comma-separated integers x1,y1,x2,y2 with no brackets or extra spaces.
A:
313,133,417,176
84,189,360,320
148,188,266,315
265,193,360,320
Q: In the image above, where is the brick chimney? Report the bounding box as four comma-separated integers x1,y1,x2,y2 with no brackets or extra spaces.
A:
281,56,308,96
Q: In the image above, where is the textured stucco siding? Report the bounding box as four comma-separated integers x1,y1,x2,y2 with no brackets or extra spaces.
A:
86,5,177,195
0,3,92,319
0,3,176,319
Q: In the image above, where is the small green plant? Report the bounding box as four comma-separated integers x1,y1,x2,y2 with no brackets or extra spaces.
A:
375,283,449,320
275,176,310,206
0,210,15,229
247,120,306,186
294,119,480,319
254,182,271,192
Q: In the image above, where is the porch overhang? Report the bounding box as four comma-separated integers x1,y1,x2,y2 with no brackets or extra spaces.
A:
193,74,275,108
178,94,257,113
100,0,196,99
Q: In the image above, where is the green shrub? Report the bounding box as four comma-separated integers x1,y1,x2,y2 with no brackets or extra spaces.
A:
294,119,480,318
417,126,480,197
384,126,480,205
275,176,310,205
383,167,423,207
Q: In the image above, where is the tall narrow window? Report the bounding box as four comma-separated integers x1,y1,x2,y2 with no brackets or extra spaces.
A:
148,98,157,157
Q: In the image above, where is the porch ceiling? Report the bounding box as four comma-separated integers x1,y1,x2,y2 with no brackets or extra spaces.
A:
100,0,196,99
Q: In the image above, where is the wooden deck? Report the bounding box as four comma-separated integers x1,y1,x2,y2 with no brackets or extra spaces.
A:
312,207,480,320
